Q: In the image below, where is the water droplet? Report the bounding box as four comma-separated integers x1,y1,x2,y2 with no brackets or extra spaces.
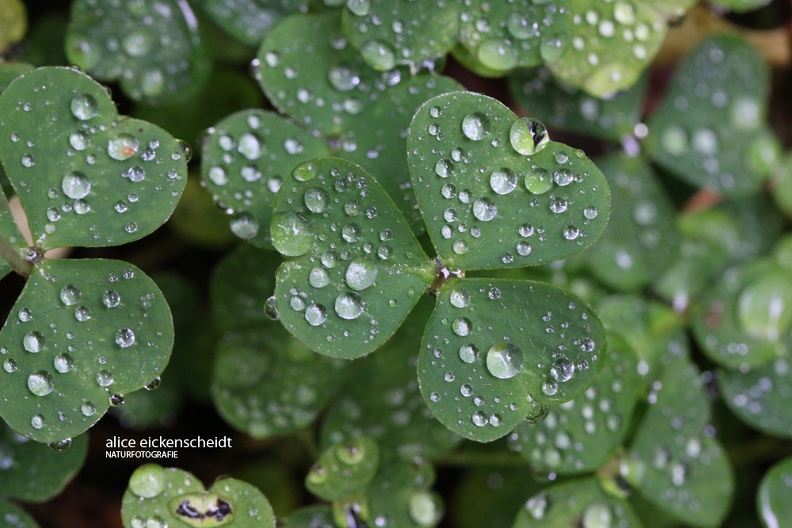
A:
473,198,497,222
54,353,74,373
103,290,121,308
74,306,91,322
550,198,568,214
61,171,91,199
462,113,490,141
459,344,478,364
123,165,146,182
129,463,167,498
435,159,454,178
472,411,489,426
109,394,125,406
477,39,518,71
23,331,44,353
238,133,262,160
408,490,442,526
525,168,552,194
490,168,517,195
70,94,98,120
28,371,54,396
69,131,90,151
81,400,96,416
31,414,45,429
305,304,328,326
48,438,72,453
96,370,114,387
452,240,469,255
553,168,574,186
452,317,472,337
429,392,440,402
347,0,371,16
328,64,361,91
510,118,549,155
449,288,471,308
115,328,135,348
345,258,378,291
335,292,364,320
360,39,396,70
486,342,523,379
229,212,260,241
17,308,32,322
3,359,18,373
563,226,580,240
107,134,139,160
661,125,688,156
542,381,558,396
272,213,313,256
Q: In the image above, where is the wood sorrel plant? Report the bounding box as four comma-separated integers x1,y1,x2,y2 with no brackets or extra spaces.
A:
1,0,792,527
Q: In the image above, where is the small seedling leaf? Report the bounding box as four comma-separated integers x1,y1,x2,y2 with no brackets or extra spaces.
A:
306,437,379,501
721,358,792,438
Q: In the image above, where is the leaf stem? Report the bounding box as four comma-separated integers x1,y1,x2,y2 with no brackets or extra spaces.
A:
0,232,31,277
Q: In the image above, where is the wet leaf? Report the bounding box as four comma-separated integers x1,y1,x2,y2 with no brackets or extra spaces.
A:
408,91,610,271
509,333,642,475
450,468,544,528
0,0,26,53
340,75,463,233
0,67,188,251
341,0,460,71
199,0,309,46
320,297,461,462
691,260,792,370
271,158,435,359
645,35,773,195
0,259,173,443
770,153,792,218
454,0,571,75
0,187,27,281
65,0,211,103
282,505,336,528
121,464,275,528
581,155,678,292
720,357,792,438
255,12,401,136
623,358,734,527
306,437,379,501
0,423,88,502
201,109,330,248
757,456,792,527
513,477,642,527
0,500,38,528
419,278,606,442
509,67,647,142
366,460,442,528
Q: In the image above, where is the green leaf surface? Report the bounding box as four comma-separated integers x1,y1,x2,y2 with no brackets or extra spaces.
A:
771,153,792,218
546,0,669,98
0,187,28,280
121,464,275,528
509,67,647,142
0,500,38,528
0,63,33,94
255,12,401,136
450,468,544,528
320,297,461,462
513,477,642,527
0,0,26,53
624,358,733,527
0,424,88,502
271,158,434,358
419,278,606,442
66,0,211,103
306,437,379,501
720,358,792,438
580,155,678,292
340,75,463,233
109,381,181,429
645,34,772,195
198,0,309,46
341,0,460,71
282,505,336,528
201,109,330,248
455,0,571,75
0,67,188,250
509,333,642,474
366,460,442,528
408,91,610,271
692,260,792,370
0,259,173,443
211,244,348,437
757,456,792,528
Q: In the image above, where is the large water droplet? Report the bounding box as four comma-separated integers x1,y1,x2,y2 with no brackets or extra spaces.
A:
129,463,167,498
48,438,73,453
96,369,114,387
70,94,98,120
477,39,518,71
510,118,549,156
305,304,328,326
23,331,44,353
230,212,260,240
61,171,91,199
115,328,135,348
107,134,140,160
582,502,613,528
272,213,313,256
525,168,552,194
31,414,45,429
54,353,74,373
459,344,478,364
335,292,364,320
3,358,18,373
81,400,96,416
490,168,517,195
473,198,497,222
345,258,378,291
462,113,490,141
486,342,523,379
361,39,396,70
328,64,361,91
103,290,121,308
452,317,472,337
409,491,442,527
309,267,330,289
28,371,54,396
449,288,471,308
238,133,262,160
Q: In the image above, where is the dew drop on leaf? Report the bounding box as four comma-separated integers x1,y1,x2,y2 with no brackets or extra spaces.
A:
107,133,140,160
48,438,73,453
61,171,91,199
27,371,54,396
70,94,98,120
54,353,74,373
129,463,167,498
305,304,328,326
115,328,136,348
461,112,490,141
97,369,114,387
335,292,364,320
486,342,523,379
345,258,378,291
23,331,44,353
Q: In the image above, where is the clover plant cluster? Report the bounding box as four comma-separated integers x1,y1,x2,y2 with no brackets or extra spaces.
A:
1,0,792,527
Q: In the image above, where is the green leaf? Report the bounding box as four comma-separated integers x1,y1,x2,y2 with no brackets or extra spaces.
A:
545,0,670,98
757,456,792,527
623,358,734,527
198,0,309,46
255,12,401,136
509,68,647,142
340,75,463,233
419,278,606,442
306,437,379,501
211,244,348,437
509,333,642,474
0,423,88,502
450,468,544,528
366,460,443,528
771,153,792,218
320,297,461,462
455,0,571,75
0,500,38,528
407,91,610,271
282,505,336,528
645,34,772,195
720,357,792,438
0,259,173,443
341,0,460,71
201,109,330,247
121,463,276,527
513,477,642,527
692,260,791,370
0,0,26,53
0,187,28,281
271,158,435,358
65,0,211,103
580,155,678,292
0,67,188,251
